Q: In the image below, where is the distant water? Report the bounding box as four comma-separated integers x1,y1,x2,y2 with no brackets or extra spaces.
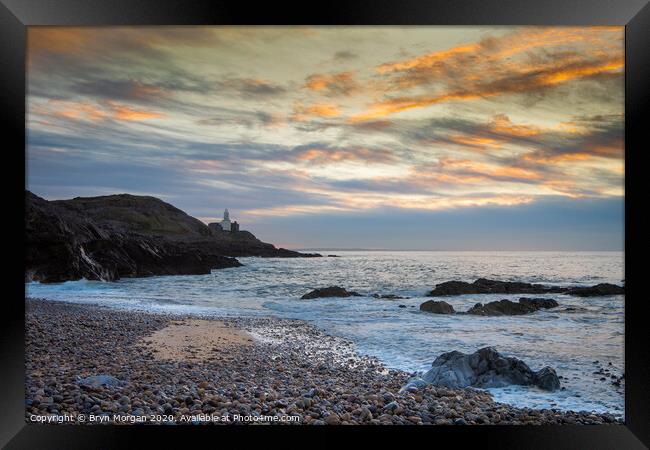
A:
26,251,624,417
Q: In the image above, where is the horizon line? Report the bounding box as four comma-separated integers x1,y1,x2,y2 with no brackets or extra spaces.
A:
291,248,624,252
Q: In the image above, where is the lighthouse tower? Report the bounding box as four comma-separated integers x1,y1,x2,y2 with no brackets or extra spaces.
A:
219,208,231,231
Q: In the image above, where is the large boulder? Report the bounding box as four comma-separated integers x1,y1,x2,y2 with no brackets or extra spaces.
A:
419,300,455,314
422,347,560,391
466,298,558,316
427,278,624,298
301,286,362,299
534,367,561,391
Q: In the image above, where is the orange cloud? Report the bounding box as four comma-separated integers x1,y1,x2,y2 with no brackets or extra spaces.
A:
378,27,622,78
429,158,542,183
377,43,481,74
446,135,503,149
292,103,341,121
28,27,219,67
524,153,592,164
390,195,534,210
350,92,482,122
522,140,623,164
304,71,359,96
352,27,623,121
489,114,540,138
293,147,395,165
537,59,623,85
126,81,168,100
28,28,99,64
105,101,165,121
39,100,107,122
352,58,622,122
242,191,535,217
32,99,165,123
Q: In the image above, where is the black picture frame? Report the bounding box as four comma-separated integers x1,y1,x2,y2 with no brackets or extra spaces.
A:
2,0,648,447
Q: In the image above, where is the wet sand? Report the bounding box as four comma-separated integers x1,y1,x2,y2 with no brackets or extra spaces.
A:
142,319,254,362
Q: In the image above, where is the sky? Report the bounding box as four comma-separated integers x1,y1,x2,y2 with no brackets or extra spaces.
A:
26,26,624,250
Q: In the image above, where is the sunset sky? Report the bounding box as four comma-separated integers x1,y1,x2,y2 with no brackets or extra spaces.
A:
26,26,624,250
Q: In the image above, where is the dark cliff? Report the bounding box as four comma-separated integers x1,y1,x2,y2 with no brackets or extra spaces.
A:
26,191,319,283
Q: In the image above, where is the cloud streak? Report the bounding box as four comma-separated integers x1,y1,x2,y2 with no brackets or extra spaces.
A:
304,71,360,97
352,27,623,121
26,26,624,249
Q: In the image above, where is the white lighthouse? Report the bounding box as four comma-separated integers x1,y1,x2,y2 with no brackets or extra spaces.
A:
219,208,231,231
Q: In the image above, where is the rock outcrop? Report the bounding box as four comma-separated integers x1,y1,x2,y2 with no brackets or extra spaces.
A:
428,278,623,297
517,297,559,310
301,286,362,299
26,191,319,283
467,298,559,316
419,300,455,314
564,283,625,297
417,297,557,316
422,347,561,391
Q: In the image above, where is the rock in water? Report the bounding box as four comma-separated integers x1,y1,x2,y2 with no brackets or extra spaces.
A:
467,298,559,316
419,300,455,314
301,286,362,299
518,297,559,309
422,347,561,391
467,300,533,316
428,278,566,296
534,367,561,391
564,283,625,297
427,278,624,298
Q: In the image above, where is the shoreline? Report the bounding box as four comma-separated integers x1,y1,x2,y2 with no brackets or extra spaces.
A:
25,298,621,425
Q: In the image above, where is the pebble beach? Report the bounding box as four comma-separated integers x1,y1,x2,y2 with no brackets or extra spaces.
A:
25,298,621,425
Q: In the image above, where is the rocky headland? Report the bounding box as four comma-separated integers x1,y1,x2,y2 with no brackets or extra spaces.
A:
26,191,320,283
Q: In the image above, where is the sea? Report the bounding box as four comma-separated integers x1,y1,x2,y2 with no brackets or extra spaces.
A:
26,251,625,417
